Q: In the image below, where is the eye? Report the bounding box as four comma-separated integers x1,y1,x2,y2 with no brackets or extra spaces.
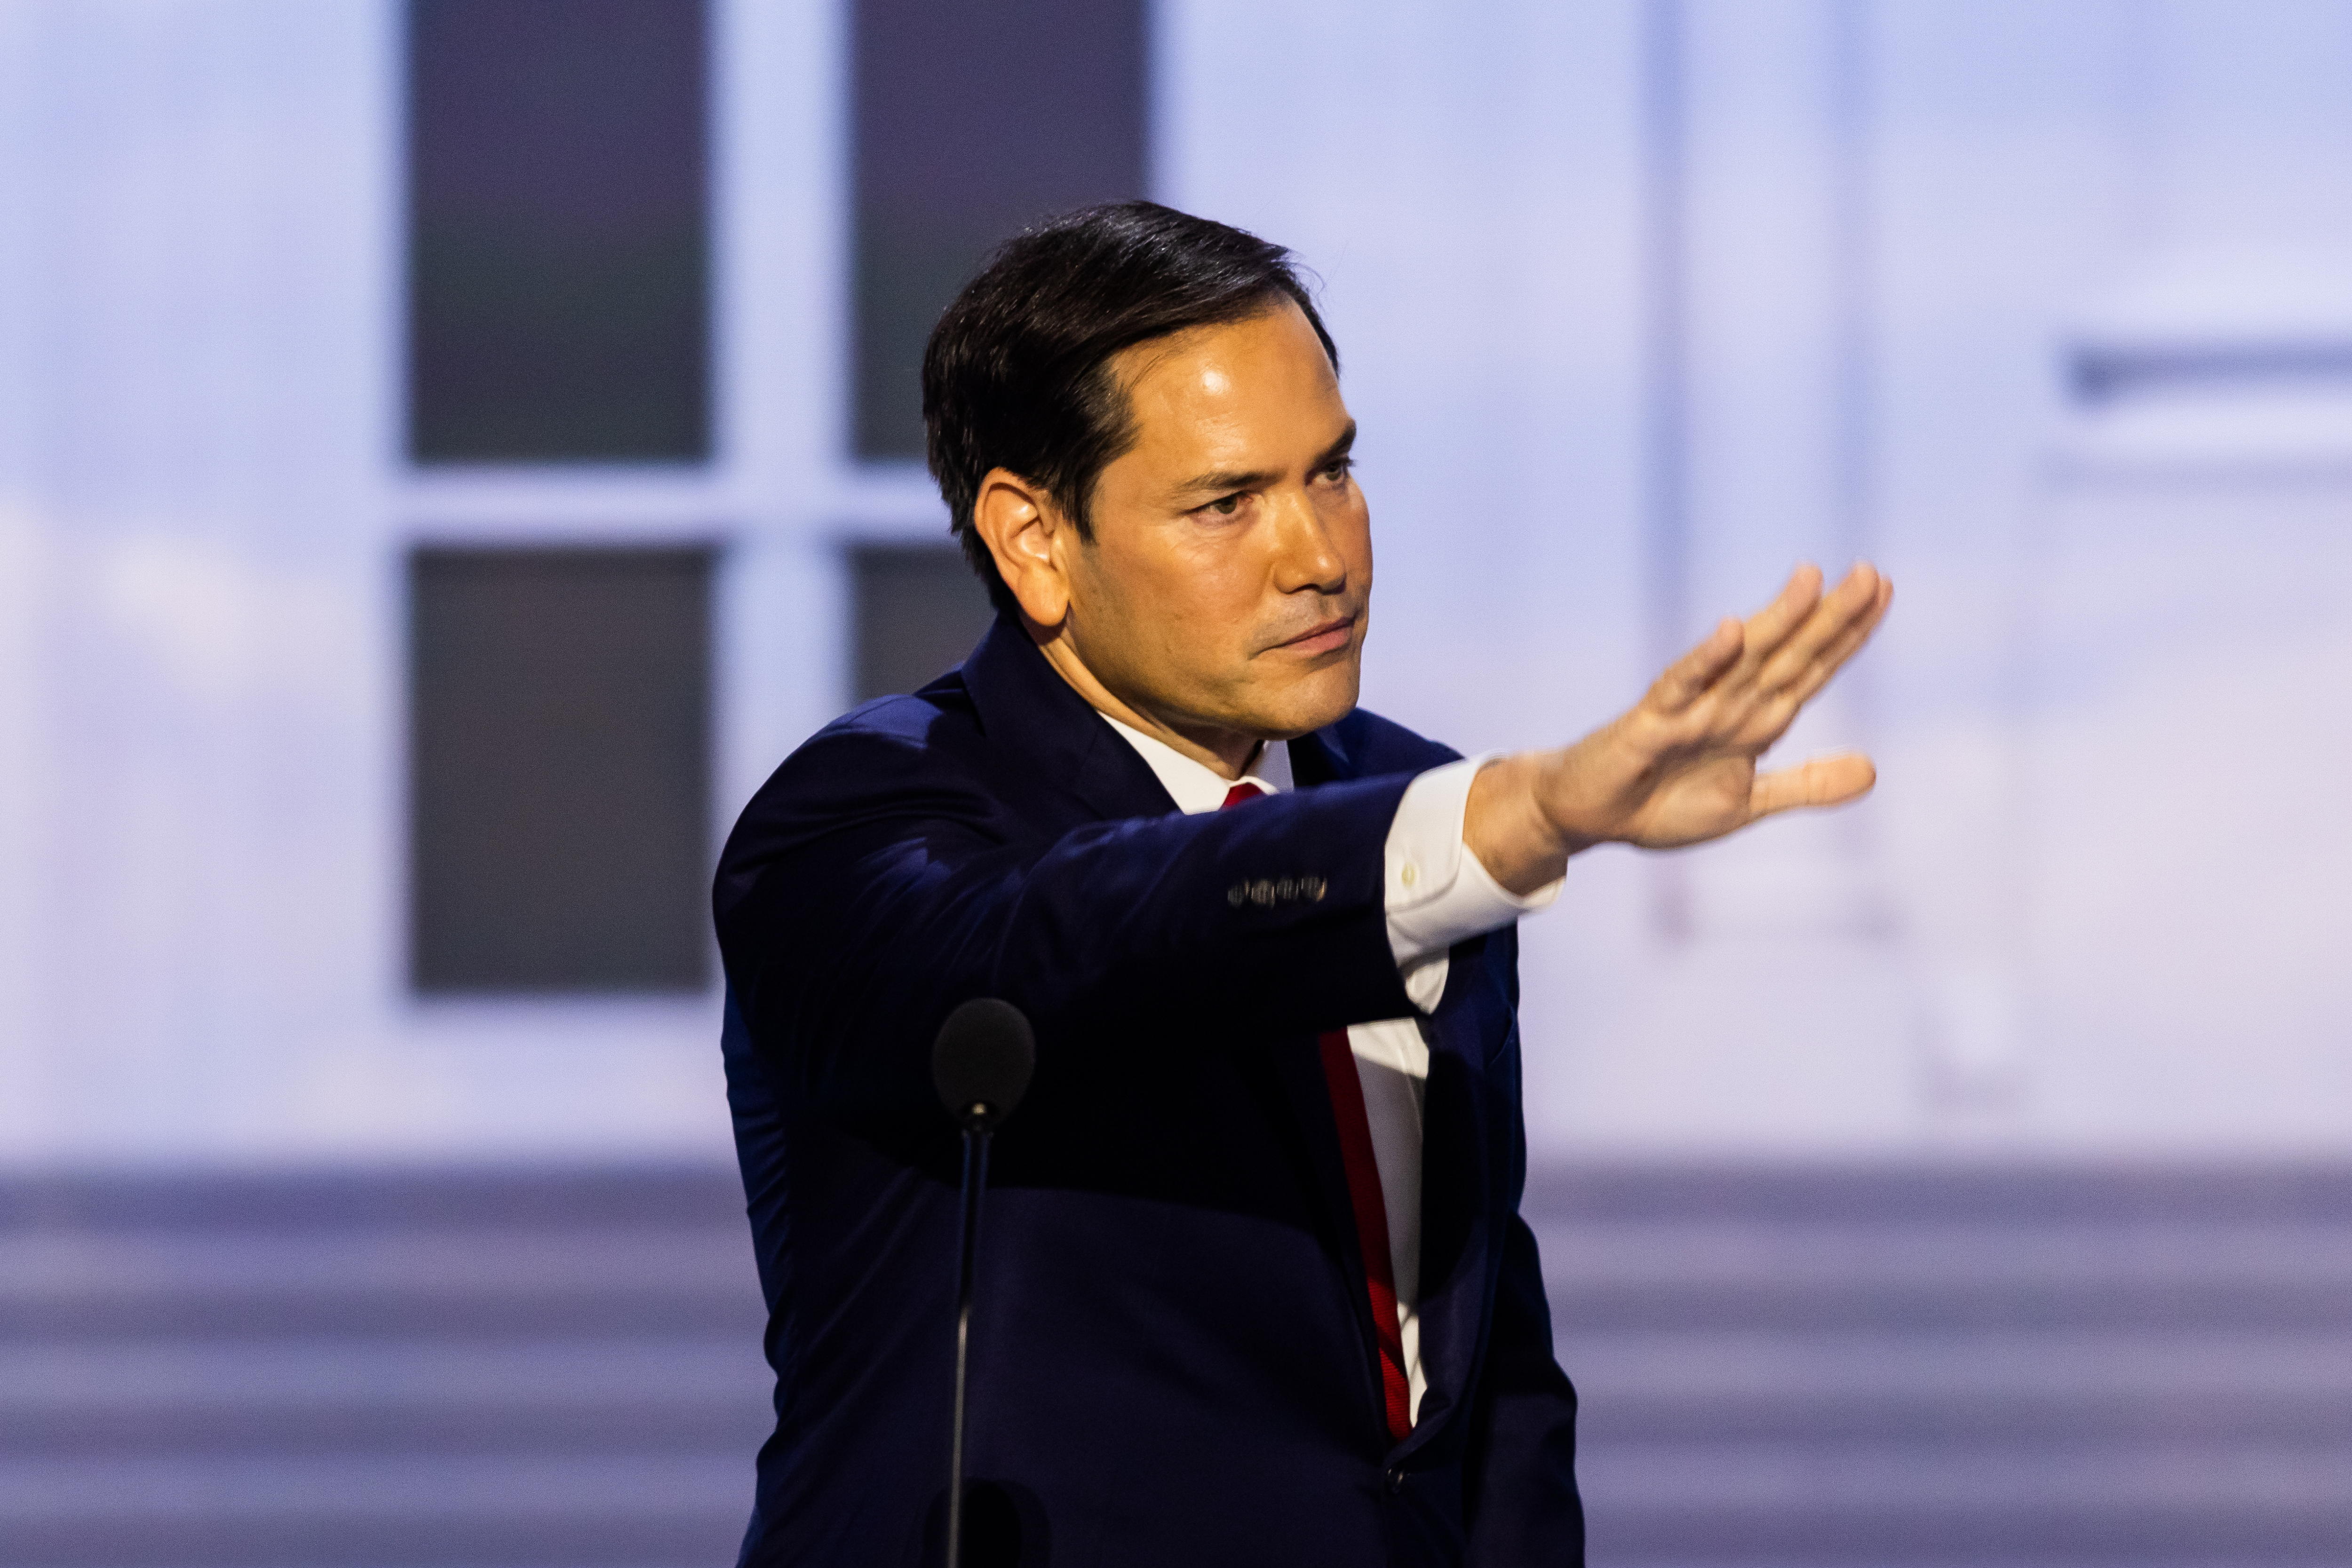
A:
1204,493,1242,516
1319,457,1354,484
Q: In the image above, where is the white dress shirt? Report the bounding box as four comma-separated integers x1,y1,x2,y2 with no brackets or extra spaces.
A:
1098,715,1560,1422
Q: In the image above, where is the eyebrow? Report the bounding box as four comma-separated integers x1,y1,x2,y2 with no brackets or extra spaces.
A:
1168,422,1358,502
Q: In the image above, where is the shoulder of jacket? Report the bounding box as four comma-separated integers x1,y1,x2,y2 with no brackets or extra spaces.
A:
720,684,991,863
1326,706,1464,776
794,676,984,771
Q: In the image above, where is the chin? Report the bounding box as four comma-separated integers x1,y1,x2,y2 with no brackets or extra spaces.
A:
1251,661,1360,740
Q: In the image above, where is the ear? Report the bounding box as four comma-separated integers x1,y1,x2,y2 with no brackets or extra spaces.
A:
971,467,1072,628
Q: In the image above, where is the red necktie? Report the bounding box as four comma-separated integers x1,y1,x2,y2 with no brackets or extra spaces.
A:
1222,781,1413,1443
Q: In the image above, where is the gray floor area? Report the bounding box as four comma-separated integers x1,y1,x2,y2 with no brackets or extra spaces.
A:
1,1164,2346,1566
0,1170,769,1568
1541,1166,2352,1566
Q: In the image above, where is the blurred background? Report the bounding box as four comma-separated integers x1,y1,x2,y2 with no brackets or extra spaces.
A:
1,0,2348,1563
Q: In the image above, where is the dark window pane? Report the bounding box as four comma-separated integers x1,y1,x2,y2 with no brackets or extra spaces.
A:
409,546,714,992
851,544,998,701
853,0,1149,460
407,0,709,462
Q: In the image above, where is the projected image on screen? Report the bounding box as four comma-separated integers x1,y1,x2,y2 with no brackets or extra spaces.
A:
851,0,1146,460
406,0,709,463
408,546,713,992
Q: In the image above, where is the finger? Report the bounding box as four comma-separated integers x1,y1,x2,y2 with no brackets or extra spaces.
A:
1734,563,1827,678
1648,616,1745,714
1749,751,1876,817
1753,562,1883,695
1725,590,1890,755
1709,570,1886,753
1781,573,1892,709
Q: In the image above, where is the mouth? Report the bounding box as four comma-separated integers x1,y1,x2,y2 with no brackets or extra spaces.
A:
1266,613,1357,658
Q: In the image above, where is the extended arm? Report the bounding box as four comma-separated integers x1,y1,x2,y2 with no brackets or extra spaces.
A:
715,748,1420,1104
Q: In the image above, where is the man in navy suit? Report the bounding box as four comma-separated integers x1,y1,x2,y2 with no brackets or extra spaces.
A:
714,203,1889,1567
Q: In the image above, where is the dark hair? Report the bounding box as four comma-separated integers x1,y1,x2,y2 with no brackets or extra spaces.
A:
922,201,1339,617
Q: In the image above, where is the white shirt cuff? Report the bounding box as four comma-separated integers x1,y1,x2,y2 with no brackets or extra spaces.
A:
1384,754,1563,1012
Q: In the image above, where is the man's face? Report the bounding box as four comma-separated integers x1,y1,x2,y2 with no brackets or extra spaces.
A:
1059,301,1371,746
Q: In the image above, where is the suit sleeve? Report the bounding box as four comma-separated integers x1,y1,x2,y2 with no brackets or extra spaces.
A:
1462,1214,1585,1564
714,723,1418,1111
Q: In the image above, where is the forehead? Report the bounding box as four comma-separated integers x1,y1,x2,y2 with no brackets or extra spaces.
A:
1110,302,1345,461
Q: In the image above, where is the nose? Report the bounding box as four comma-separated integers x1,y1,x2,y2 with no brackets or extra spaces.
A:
1268,489,1347,597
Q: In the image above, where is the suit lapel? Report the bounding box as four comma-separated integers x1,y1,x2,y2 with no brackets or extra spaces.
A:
1276,725,1406,1434
1294,725,1501,1457
1394,956,1500,1460
957,614,1175,821
1263,1029,1389,1420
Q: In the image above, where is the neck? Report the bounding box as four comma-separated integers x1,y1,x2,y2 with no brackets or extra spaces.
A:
1030,623,1262,780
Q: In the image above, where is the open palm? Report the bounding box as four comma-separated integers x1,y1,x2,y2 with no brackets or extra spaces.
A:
1542,562,1892,852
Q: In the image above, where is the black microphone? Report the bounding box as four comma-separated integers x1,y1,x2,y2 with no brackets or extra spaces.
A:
932,998,1034,1568
934,997,1035,1132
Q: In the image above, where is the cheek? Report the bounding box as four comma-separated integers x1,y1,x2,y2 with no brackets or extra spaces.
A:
1085,534,1248,670
1160,532,1269,628
1338,494,1375,583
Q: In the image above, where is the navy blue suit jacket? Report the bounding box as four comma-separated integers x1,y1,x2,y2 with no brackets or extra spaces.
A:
713,616,1581,1567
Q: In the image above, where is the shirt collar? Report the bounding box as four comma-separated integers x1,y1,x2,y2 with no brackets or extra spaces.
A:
1097,713,1294,815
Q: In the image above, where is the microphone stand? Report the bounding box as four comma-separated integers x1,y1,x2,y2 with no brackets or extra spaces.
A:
930,996,1031,1568
946,1106,993,1568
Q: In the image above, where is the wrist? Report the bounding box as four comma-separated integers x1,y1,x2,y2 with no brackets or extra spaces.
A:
1526,746,1605,859
1466,752,1583,895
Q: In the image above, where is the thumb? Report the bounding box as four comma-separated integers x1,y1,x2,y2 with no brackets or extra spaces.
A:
1750,751,1876,818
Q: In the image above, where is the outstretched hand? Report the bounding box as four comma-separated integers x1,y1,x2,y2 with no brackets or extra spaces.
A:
1468,562,1892,893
